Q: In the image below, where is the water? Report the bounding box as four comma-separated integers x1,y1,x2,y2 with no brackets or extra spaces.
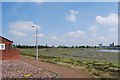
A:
97,50,120,52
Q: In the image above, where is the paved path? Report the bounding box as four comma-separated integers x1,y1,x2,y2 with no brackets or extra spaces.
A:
2,60,56,78
21,56,92,78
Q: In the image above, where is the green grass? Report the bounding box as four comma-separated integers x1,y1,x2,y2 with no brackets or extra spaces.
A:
20,48,118,64
20,48,119,78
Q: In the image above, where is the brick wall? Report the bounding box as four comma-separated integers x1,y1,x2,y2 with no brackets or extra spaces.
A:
0,49,20,60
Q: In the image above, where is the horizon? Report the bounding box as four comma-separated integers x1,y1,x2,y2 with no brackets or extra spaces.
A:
2,2,118,46
14,43,118,47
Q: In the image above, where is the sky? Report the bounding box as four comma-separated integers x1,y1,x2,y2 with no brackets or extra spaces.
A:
1,0,120,2
1,2,118,46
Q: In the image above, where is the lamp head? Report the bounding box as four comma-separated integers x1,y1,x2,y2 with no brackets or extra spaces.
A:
31,26,35,27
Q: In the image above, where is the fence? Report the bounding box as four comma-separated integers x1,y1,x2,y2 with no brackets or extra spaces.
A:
0,49,20,60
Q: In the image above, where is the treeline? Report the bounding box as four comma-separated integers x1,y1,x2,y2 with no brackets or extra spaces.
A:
13,44,99,49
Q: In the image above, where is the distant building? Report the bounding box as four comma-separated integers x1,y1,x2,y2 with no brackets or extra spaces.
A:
112,43,114,47
99,44,102,48
109,43,114,48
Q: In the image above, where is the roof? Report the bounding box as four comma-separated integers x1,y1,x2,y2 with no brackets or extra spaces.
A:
0,36,13,43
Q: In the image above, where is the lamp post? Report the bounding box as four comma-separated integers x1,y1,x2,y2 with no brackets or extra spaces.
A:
31,25,38,61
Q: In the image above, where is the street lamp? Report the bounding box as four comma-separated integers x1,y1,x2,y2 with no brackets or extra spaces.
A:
31,25,38,61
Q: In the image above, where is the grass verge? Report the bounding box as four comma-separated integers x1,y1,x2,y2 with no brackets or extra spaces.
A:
21,51,120,79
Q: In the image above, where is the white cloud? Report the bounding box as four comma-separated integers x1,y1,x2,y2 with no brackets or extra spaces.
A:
2,0,119,2
65,30,86,38
109,27,117,32
65,10,79,22
3,0,45,2
88,26,98,33
50,36,58,40
96,13,118,26
34,33,44,37
31,0,44,2
98,36,106,40
49,36,65,41
91,33,98,37
9,30,27,37
9,21,41,37
10,21,40,32
69,10,79,14
38,34,44,37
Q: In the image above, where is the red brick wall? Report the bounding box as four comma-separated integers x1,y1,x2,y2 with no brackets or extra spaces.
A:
0,49,20,60
5,43,11,50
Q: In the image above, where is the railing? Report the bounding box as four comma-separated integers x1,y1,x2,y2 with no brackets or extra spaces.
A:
0,49,20,60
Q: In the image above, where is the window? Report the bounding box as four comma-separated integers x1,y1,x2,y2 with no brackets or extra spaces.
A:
1,45,4,48
0,44,5,50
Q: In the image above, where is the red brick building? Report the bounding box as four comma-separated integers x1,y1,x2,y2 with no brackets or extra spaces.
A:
0,36,13,50
0,36,20,60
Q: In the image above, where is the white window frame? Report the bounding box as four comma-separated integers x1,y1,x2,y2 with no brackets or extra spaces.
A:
0,44,5,50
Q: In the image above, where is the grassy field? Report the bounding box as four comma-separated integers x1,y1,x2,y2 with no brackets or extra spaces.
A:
20,48,119,78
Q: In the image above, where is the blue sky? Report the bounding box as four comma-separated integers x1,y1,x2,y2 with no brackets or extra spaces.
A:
1,0,120,2
2,2,118,46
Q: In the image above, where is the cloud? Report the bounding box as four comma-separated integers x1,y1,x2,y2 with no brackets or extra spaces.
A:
31,0,44,2
9,30,27,37
65,30,86,38
91,33,98,37
3,0,119,2
50,36,59,41
38,34,44,37
88,26,98,33
10,21,40,32
34,33,44,37
9,21,40,37
65,10,79,22
98,36,106,40
96,13,118,26
108,27,117,32
49,36,65,41
3,0,45,2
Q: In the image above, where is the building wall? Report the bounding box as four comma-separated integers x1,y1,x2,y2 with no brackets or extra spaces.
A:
0,49,20,60
0,36,20,60
5,43,12,50
0,43,12,50
0,43,5,50
0,36,13,50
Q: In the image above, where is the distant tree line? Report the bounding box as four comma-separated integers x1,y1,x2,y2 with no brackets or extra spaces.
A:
14,44,99,49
